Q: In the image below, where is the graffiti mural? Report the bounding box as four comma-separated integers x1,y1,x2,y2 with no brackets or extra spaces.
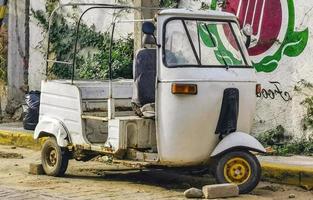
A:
211,0,309,73
257,81,292,101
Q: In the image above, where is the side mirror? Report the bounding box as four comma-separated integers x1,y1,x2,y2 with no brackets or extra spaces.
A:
142,21,155,35
142,21,161,48
242,24,252,48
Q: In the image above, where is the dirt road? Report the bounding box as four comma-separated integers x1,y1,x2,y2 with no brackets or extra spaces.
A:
0,145,312,200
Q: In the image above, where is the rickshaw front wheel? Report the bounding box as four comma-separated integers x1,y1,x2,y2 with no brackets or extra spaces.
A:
213,150,261,194
41,137,69,177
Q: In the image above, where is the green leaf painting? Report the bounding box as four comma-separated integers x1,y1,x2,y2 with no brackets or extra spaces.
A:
209,0,309,73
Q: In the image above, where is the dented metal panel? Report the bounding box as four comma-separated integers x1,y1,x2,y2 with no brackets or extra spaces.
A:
38,80,86,145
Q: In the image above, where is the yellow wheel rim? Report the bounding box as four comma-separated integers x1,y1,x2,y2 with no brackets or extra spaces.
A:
223,157,252,185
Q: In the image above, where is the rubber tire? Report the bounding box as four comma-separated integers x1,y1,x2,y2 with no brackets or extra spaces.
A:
41,137,69,177
213,150,261,194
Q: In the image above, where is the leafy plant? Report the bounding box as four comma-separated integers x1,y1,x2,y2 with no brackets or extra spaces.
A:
301,96,313,131
257,125,285,146
274,139,313,156
294,79,313,92
293,79,313,131
257,125,313,156
77,33,133,80
31,0,134,80
0,26,7,83
160,0,180,8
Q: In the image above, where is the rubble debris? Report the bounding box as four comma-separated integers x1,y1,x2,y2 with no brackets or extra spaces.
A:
184,187,203,198
0,151,23,159
5,100,21,115
12,106,23,121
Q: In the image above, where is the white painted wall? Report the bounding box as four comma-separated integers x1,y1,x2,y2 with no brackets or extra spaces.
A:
178,0,313,138
8,0,26,101
251,0,313,138
29,0,46,91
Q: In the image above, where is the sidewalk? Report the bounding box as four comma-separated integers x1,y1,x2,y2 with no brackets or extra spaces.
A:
0,122,313,188
259,155,313,189
0,122,43,149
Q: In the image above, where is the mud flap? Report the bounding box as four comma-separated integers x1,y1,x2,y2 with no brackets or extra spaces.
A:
215,88,239,138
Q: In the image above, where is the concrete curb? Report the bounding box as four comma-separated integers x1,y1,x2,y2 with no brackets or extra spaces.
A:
0,129,44,150
1,128,313,188
261,161,313,189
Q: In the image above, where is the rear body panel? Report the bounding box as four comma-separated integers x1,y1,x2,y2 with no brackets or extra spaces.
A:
39,81,85,145
156,14,257,166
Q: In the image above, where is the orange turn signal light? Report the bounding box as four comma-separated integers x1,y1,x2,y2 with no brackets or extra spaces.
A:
256,84,262,95
171,83,197,95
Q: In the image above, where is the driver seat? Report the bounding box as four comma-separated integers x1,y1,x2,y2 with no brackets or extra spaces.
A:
132,34,156,118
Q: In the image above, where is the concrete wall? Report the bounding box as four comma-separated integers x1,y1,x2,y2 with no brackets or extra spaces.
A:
28,0,135,91
7,0,27,101
26,0,313,138
219,0,313,139
133,0,159,52
250,0,312,138
28,0,45,91
180,0,313,138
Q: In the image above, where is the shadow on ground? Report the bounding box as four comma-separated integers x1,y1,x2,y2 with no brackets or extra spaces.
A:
66,167,216,191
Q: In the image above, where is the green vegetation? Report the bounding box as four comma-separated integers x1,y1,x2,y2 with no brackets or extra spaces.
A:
160,0,180,8
293,79,313,131
32,0,133,80
256,80,313,156
301,96,313,131
0,26,7,83
257,125,313,156
31,0,218,80
257,125,286,146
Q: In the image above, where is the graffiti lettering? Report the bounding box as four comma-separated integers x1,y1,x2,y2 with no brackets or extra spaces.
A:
257,81,292,102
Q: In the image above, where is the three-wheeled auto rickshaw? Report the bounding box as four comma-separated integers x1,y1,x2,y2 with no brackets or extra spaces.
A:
34,3,266,194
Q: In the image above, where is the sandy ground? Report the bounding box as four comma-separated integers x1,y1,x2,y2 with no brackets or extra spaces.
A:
0,145,313,200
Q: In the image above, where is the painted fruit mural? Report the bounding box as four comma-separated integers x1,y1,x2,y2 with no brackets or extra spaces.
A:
210,0,309,73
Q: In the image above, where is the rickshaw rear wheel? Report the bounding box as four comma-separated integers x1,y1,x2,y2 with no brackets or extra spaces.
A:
41,137,69,177
213,150,261,194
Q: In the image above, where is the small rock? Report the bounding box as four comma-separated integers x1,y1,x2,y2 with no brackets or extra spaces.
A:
289,194,296,198
14,164,18,166
29,163,45,175
184,187,203,198
11,146,17,149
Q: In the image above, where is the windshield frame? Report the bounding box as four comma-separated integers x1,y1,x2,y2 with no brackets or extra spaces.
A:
162,17,252,68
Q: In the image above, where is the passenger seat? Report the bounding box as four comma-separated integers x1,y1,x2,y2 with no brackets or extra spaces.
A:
132,34,156,118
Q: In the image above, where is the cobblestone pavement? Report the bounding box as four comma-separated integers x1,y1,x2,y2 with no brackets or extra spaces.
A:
0,186,69,200
0,145,313,200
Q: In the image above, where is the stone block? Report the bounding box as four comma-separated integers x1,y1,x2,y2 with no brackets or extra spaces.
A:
29,163,45,175
202,183,239,199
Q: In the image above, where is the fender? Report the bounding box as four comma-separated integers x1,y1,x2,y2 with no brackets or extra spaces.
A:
34,116,70,147
210,132,266,157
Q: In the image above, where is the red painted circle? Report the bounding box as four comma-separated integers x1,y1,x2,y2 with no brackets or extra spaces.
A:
224,0,282,56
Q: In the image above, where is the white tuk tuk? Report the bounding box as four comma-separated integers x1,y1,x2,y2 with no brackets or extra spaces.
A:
34,4,266,194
